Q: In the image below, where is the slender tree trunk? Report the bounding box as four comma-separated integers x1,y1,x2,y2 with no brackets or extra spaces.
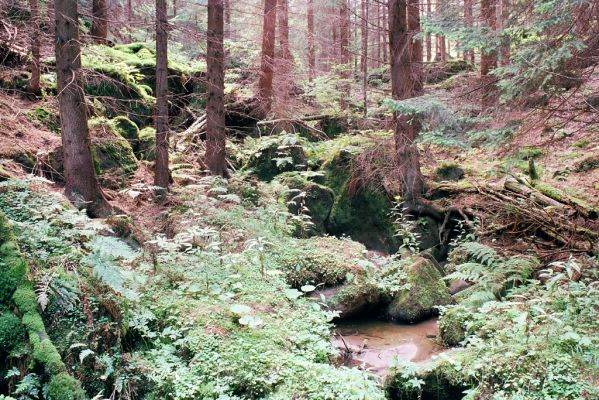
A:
382,3,388,64
481,0,498,109
205,0,228,177
91,0,108,43
155,0,170,188
279,0,292,62
173,0,177,17
499,0,510,65
224,0,231,38
389,0,424,203
307,0,316,81
408,0,422,94
127,0,133,42
361,0,368,115
435,36,441,61
339,0,351,109
55,0,111,217
258,0,277,114
425,0,431,62
440,35,446,62
47,0,54,33
464,0,474,64
376,1,381,67
278,0,294,106
28,0,41,94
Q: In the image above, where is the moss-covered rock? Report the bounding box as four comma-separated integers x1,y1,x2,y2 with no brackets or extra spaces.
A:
46,372,86,400
137,127,157,161
0,313,25,353
435,162,464,181
243,136,308,181
26,106,60,133
438,306,468,346
386,257,451,323
0,165,14,181
573,153,599,172
386,355,467,400
271,236,367,288
323,280,381,319
277,173,335,235
112,116,140,147
323,149,399,252
89,118,139,178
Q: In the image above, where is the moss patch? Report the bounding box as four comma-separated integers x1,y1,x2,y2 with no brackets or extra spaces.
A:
0,312,25,353
137,127,156,161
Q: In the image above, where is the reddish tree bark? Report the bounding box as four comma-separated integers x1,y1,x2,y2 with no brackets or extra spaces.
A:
499,0,511,66
464,0,475,64
224,0,231,38
339,0,351,108
154,0,170,188
389,0,424,203
91,0,108,43
55,0,111,217
28,0,41,94
258,0,277,114
205,0,228,177
481,0,498,109
408,0,422,94
382,3,388,64
361,0,369,115
277,0,294,107
307,0,316,81
425,0,431,62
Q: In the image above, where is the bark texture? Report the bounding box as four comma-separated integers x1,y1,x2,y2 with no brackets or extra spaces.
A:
154,0,170,188
91,0,108,43
481,0,498,109
205,0,228,177
389,0,424,203
258,0,277,114
55,0,111,217
361,0,368,115
307,0,316,81
464,0,475,64
408,0,423,94
28,0,41,94
339,0,351,108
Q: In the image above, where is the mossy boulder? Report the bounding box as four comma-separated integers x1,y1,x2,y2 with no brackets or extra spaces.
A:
438,306,468,346
435,162,464,181
46,372,86,400
386,257,451,323
137,127,157,161
244,137,308,181
386,354,467,400
27,106,60,133
112,116,140,148
0,313,25,353
573,153,599,172
277,173,335,235
271,237,367,288
323,150,399,252
322,280,381,319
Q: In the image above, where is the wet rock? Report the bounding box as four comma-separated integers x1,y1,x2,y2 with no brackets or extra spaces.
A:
322,281,381,319
386,257,452,323
448,279,471,295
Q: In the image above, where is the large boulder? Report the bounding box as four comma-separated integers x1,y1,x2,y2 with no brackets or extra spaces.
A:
386,257,452,323
277,173,334,235
243,136,307,181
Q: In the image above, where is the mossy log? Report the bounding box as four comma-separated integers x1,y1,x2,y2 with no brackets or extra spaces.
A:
0,212,85,399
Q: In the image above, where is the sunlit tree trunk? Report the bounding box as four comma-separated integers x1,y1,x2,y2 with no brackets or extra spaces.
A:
481,0,498,109
277,0,294,106
464,0,475,64
154,0,170,188
258,0,277,114
28,0,41,94
205,0,228,177
307,0,316,81
91,0,108,43
224,0,231,38
382,3,388,64
389,0,424,203
425,0,431,62
55,0,111,217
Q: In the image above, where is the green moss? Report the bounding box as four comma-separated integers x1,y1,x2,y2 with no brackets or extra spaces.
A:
33,338,65,374
277,173,335,235
243,136,308,181
0,313,25,353
386,257,451,323
89,117,139,177
573,153,599,172
112,116,140,145
12,286,37,314
517,147,544,159
438,306,467,346
22,311,45,333
572,138,591,149
46,372,85,400
435,162,465,181
137,127,156,161
26,107,60,133
0,271,17,304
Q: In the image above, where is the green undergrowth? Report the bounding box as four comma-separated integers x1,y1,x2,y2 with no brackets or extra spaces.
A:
0,178,384,399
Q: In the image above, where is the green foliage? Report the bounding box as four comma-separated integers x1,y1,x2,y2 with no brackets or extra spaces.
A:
26,107,60,134
112,115,140,144
46,372,86,400
240,134,308,181
0,313,25,353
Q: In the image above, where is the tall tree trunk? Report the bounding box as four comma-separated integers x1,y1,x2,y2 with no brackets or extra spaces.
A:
91,0,108,43
279,0,292,62
435,36,441,61
339,0,351,109
382,3,388,64
389,0,424,203
307,0,316,81
277,0,294,106
258,0,277,115
155,0,170,188
376,1,381,67
47,0,54,33
440,36,446,62
224,0,231,38
464,0,474,63
28,0,41,94
499,0,510,65
481,0,498,109
425,0,431,62
127,0,133,42
55,0,111,217
408,0,422,94
205,0,228,177
361,0,368,116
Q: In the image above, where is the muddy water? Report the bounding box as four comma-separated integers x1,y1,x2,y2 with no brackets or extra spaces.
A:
333,318,444,376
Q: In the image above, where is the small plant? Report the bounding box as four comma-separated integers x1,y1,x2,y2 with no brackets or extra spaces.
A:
391,200,421,254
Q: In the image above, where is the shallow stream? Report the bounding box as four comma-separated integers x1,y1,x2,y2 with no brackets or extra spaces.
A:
332,318,445,376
